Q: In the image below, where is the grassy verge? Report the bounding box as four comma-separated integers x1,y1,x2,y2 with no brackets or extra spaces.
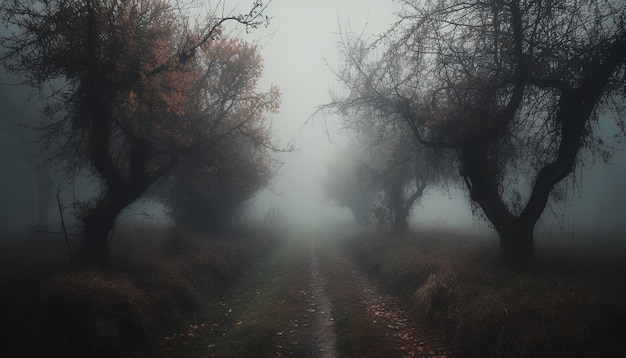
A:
340,229,626,357
0,222,276,358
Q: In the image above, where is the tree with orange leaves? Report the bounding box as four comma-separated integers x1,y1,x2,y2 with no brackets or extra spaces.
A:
164,36,281,235
0,0,277,267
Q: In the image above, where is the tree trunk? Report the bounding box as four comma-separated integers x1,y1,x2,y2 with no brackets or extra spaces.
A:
349,205,368,227
390,179,408,233
496,220,534,264
392,214,409,233
389,175,426,234
460,146,538,264
82,219,112,267
82,205,116,268
81,188,137,267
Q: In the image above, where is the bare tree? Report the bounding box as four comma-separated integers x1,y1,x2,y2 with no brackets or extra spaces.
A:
322,139,380,226
356,126,421,232
331,0,626,262
323,112,453,232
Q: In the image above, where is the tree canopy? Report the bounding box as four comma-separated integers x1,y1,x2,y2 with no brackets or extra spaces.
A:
1,0,278,266
330,0,626,262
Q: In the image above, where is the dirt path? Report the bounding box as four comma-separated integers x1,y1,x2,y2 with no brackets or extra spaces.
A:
312,239,451,358
283,238,450,357
308,241,338,357
161,236,449,357
273,240,338,357
334,249,450,357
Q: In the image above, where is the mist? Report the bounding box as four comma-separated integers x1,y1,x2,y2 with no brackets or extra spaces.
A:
2,1,626,357
229,0,626,245
2,0,626,243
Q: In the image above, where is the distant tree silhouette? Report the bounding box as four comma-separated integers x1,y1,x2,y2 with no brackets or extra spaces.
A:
322,143,378,226
264,206,283,226
356,127,433,233
322,122,453,232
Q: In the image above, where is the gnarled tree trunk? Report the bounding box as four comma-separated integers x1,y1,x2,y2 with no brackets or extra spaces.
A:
81,189,132,267
496,220,535,264
460,146,539,263
81,172,157,267
82,211,114,268
389,175,427,234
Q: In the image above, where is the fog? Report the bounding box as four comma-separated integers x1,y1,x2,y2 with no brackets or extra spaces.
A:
235,0,401,227
225,0,626,243
1,0,626,244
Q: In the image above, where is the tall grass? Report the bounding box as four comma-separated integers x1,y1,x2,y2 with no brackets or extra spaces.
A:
0,221,276,358
340,229,626,357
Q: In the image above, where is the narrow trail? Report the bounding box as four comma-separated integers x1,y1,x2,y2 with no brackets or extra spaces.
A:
332,248,451,358
272,240,338,358
310,238,451,358
308,241,338,357
160,236,449,357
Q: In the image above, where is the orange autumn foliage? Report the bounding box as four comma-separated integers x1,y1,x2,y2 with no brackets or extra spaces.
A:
1,0,278,264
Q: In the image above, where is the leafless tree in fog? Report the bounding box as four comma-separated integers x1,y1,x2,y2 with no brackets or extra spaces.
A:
323,107,454,232
329,0,626,263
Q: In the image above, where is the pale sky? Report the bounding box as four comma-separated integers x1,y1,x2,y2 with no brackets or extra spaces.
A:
219,0,403,225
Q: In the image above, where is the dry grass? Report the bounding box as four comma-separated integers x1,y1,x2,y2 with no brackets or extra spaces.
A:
340,230,626,357
0,222,276,358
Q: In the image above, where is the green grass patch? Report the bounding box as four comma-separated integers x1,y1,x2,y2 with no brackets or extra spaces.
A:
339,229,626,357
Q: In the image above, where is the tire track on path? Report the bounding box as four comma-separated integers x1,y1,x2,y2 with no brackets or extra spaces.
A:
308,240,338,357
315,238,451,358
337,250,451,358
275,238,338,357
